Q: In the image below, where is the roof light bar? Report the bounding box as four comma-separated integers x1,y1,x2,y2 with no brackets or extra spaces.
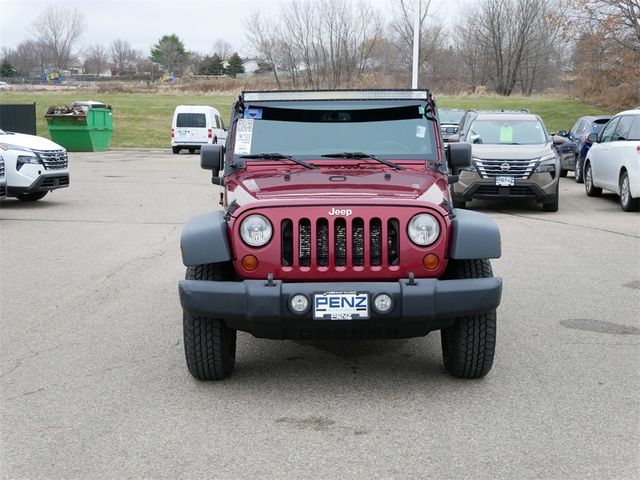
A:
242,90,429,102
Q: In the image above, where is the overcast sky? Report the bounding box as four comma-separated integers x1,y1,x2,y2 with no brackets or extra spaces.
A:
0,0,458,57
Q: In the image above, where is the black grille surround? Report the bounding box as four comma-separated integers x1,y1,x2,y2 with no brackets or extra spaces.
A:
33,149,68,170
474,158,539,179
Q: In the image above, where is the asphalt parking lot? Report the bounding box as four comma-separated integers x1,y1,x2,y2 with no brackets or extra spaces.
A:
1,150,639,479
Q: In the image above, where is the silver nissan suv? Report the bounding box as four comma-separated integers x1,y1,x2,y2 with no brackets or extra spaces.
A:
450,110,560,212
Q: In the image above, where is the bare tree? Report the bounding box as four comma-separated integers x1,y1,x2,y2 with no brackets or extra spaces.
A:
212,39,233,61
31,5,86,70
455,12,491,91
245,12,283,88
110,39,137,75
84,44,109,75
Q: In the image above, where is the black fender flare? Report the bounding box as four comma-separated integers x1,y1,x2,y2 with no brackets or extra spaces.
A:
181,211,232,266
449,209,501,259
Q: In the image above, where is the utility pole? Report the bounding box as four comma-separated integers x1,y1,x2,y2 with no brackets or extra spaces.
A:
411,0,420,89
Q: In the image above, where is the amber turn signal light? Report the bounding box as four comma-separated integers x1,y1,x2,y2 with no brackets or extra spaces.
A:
241,255,259,271
422,254,439,270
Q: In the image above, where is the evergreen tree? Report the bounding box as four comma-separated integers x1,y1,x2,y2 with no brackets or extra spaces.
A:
225,52,245,78
0,59,16,77
150,34,186,72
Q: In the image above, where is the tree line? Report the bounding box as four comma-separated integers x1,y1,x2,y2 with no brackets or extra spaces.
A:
1,1,637,108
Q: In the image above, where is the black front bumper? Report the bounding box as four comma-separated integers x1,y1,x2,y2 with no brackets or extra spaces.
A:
456,182,551,201
7,173,70,196
179,277,502,339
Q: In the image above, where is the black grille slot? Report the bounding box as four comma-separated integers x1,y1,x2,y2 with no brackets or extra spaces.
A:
0,185,5,197
352,218,365,266
41,175,69,188
370,218,382,266
334,218,347,267
388,219,400,266
0,157,5,178
299,219,311,267
281,219,293,266
316,219,329,267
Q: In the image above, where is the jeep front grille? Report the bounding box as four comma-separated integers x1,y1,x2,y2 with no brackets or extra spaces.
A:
474,158,538,179
281,216,400,268
34,149,68,170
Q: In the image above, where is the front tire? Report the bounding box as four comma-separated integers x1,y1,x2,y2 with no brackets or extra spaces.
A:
559,169,568,178
17,191,47,201
620,170,639,212
183,263,237,380
585,162,602,197
441,259,497,379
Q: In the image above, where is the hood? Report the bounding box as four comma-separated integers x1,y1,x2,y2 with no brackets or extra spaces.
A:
471,143,552,160
227,165,449,205
0,132,65,151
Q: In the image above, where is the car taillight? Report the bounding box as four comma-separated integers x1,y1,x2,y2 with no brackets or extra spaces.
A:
208,128,213,139
171,128,174,139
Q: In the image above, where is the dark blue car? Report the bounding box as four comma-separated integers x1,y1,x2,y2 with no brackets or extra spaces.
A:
555,116,610,182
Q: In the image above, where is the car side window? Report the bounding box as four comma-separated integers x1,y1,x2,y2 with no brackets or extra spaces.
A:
599,117,620,143
627,116,640,141
214,115,221,129
570,119,582,138
613,115,634,141
219,116,226,130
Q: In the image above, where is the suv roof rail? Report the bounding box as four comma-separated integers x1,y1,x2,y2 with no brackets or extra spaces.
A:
242,89,431,102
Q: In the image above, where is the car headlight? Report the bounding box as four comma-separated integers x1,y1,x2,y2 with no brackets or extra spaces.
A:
16,154,42,171
535,153,557,173
240,214,273,247
407,213,440,246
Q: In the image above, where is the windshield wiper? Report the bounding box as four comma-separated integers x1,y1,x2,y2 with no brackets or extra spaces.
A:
239,152,317,169
321,152,404,170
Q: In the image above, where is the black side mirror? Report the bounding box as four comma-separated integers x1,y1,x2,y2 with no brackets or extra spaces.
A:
557,130,568,137
448,142,472,169
586,132,598,143
201,144,224,171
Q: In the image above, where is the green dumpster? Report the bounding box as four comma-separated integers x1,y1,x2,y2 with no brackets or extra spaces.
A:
45,101,113,152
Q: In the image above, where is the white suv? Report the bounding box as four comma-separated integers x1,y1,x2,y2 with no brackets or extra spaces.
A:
0,129,70,201
584,109,640,211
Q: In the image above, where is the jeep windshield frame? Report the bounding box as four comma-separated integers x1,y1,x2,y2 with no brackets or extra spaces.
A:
228,100,439,169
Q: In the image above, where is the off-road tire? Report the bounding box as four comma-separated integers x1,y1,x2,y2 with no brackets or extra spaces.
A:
620,170,639,212
441,259,496,379
584,162,602,197
183,263,237,380
17,192,47,201
172,146,180,154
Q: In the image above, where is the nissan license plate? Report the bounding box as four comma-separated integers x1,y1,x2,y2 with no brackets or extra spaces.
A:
495,176,515,186
313,292,369,320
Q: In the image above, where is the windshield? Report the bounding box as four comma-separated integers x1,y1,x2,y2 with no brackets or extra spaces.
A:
467,119,547,145
439,109,465,125
233,104,437,160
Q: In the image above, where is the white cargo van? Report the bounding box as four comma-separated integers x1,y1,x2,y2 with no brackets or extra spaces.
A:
171,105,227,154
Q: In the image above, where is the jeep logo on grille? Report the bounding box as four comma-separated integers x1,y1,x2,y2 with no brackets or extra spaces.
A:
328,208,352,217
500,162,511,171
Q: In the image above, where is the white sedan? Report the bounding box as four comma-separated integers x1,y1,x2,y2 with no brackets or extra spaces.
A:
584,108,640,211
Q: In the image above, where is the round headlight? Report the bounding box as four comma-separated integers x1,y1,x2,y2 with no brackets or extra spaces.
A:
407,213,440,246
240,214,273,247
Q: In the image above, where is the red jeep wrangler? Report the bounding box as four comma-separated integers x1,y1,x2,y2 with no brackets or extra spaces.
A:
179,90,502,380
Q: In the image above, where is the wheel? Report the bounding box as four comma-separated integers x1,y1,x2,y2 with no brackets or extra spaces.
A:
17,192,47,201
188,148,196,154
452,199,466,209
559,169,568,178
584,162,602,197
574,156,584,183
183,263,237,380
542,183,559,212
619,170,639,212
440,259,496,379
172,146,180,154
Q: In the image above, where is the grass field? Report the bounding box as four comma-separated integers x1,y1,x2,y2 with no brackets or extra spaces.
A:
0,91,610,149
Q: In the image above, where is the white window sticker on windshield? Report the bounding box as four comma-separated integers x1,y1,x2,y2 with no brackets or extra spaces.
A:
235,118,254,155
416,125,426,138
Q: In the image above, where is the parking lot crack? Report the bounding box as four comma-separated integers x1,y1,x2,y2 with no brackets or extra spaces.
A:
496,211,640,239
